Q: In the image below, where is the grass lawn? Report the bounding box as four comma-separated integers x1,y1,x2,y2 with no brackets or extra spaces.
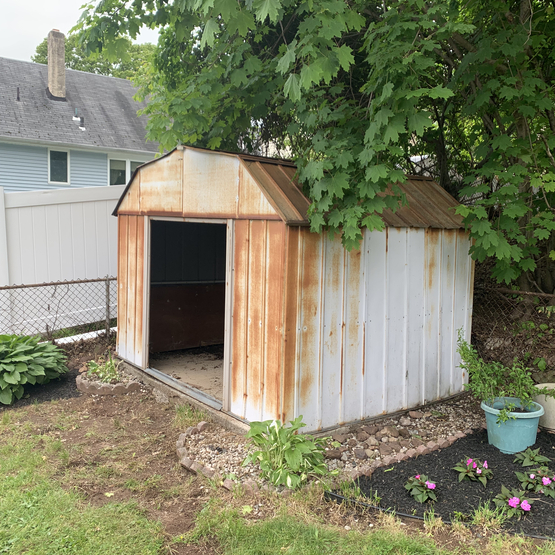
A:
1,380,555,555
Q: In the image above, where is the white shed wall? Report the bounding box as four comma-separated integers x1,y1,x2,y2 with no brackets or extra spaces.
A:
291,227,473,432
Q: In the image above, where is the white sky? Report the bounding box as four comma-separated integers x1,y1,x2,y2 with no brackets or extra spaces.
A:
0,0,159,62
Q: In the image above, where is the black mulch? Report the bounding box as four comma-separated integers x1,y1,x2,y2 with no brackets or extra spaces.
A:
356,429,555,538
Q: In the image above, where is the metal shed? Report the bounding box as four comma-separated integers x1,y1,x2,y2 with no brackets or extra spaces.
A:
114,145,474,432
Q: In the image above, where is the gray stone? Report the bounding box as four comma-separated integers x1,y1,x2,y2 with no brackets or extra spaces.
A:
190,461,204,473
340,452,348,462
381,436,389,443
97,384,111,395
380,426,399,438
364,449,376,458
176,447,188,459
398,428,410,438
325,449,342,460
111,384,126,394
378,443,394,457
222,479,235,491
347,438,357,447
356,431,370,442
409,411,424,419
180,457,194,471
200,466,216,479
153,389,169,403
365,436,379,447
353,449,368,460
362,425,380,435
399,417,412,427
331,433,350,443
197,421,209,432
126,382,141,392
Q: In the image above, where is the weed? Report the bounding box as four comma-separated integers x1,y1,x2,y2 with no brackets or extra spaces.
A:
86,353,121,383
424,507,444,534
470,500,508,531
174,403,207,429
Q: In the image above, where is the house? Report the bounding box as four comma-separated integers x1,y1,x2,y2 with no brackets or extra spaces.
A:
0,29,157,192
113,146,474,431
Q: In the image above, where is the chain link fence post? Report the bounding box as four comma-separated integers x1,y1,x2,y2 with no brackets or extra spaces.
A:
105,275,111,337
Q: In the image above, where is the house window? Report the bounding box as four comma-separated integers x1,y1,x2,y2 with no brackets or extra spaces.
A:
109,159,145,185
49,150,69,184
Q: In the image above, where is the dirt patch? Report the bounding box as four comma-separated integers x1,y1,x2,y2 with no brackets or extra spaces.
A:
150,345,224,400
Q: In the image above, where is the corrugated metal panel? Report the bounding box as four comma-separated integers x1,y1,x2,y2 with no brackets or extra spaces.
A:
230,220,287,421
280,227,473,432
117,214,145,367
139,150,183,214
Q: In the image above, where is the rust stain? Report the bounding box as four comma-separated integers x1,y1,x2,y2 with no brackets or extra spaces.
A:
425,229,439,290
385,227,389,253
361,322,366,376
117,216,129,357
134,216,145,366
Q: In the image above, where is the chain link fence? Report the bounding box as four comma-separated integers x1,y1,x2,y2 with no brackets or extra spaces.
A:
0,277,117,340
472,285,555,381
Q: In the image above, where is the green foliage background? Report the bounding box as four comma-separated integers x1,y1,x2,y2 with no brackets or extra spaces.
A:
76,0,555,288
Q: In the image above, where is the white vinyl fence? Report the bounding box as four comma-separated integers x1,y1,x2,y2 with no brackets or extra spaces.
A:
0,185,123,335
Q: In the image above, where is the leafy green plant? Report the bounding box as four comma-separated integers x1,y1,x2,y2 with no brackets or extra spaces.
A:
457,331,555,423
516,467,555,499
513,448,551,467
493,486,534,519
404,474,437,503
86,353,121,383
242,416,335,489
0,334,67,405
452,457,493,488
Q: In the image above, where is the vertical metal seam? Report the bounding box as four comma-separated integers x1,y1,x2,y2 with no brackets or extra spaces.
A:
141,215,151,369
360,231,368,420
421,229,428,406
278,226,288,423
242,221,250,419
450,231,459,393
436,230,443,399
222,219,234,413
403,228,409,409
317,233,325,430
382,229,388,413
294,229,302,420
260,219,268,421
340,242,346,424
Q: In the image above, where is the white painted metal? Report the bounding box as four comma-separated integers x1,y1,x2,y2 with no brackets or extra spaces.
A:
142,215,151,369
222,219,234,413
290,227,473,432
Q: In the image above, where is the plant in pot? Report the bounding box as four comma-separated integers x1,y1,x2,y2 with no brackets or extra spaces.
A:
457,331,555,454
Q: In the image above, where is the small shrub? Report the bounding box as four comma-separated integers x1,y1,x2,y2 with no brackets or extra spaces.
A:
452,457,493,487
242,416,335,489
86,353,121,383
0,334,67,405
404,474,437,503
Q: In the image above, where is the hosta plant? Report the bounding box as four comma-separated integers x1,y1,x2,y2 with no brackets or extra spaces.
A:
242,416,335,489
513,448,551,467
516,467,555,499
452,457,493,487
493,486,534,519
404,474,437,503
0,334,67,405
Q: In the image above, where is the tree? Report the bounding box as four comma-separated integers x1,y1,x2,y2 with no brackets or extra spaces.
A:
32,34,155,80
76,1,555,290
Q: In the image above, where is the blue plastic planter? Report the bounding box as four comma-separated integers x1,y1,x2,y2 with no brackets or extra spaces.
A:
482,397,544,454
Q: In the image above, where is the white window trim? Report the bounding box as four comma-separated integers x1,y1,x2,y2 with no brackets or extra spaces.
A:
108,157,149,186
47,148,70,185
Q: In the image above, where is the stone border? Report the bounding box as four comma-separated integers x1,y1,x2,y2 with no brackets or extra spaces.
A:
175,421,470,494
76,373,142,395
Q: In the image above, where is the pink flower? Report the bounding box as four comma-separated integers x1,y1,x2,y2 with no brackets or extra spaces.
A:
521,500,531,511
483,461,488,469
466,458,473,466
476,468,482,474
508,497,520,508
542,477,552,486
425,481,436,490
415,475,420,479
530,474,535,479
473,462,477,469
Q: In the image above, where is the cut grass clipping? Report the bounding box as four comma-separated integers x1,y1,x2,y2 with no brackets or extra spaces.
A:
0,436,163,554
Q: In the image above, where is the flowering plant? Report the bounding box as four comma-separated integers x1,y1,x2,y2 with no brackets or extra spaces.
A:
516,467,555,499
493,486,534,519
452,457,493,487
404,474,437,503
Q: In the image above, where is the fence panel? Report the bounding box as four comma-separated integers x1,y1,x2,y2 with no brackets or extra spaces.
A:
0,277,117,338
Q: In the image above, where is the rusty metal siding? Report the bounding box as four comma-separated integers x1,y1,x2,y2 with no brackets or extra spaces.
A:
116,214,145,367
280,226,473,432
230,219,287,422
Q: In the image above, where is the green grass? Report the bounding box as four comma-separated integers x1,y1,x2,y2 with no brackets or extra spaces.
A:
181,502,446,555
0,437,163,554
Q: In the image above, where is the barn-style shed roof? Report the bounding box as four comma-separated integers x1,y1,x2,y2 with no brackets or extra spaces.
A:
114,146,463,228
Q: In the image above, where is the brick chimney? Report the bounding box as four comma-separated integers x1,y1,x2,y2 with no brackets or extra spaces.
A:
47,29,66,100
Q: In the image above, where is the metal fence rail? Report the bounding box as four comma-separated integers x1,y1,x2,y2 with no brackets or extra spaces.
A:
0,276,117,339
472,286,555,376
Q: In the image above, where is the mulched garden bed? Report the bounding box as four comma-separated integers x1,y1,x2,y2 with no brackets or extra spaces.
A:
355,429,555,538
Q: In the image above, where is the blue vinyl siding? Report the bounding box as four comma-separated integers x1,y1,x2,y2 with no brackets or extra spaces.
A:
70,150,108,187
0,142,108,191
0,142,48,191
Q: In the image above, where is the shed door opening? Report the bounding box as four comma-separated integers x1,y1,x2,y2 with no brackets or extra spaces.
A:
148,220,226,401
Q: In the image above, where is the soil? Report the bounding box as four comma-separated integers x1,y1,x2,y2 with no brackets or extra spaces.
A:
358,429,555,538
149,345,224,400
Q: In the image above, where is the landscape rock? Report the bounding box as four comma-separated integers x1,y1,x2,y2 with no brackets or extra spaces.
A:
353,449,368,460
409,411,424,419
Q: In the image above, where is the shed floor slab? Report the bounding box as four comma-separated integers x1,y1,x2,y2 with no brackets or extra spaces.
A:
149,345,223,401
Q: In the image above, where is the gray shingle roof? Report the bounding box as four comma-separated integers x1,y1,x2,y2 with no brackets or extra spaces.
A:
0,57,158,153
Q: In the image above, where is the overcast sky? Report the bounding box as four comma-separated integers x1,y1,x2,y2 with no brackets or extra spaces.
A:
0,0,158,62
